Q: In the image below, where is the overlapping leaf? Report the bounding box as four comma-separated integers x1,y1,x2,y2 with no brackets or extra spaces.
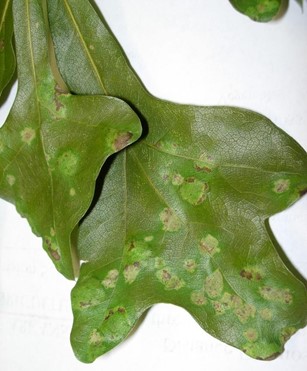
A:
48,0,307,362
229,0,281,22
0,0,15,96
0,0,141,279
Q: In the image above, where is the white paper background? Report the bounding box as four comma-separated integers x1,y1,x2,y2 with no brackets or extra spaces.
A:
0,0,306,370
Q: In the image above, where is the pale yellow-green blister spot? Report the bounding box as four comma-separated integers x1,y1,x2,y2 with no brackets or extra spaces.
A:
144,236,154,242
243,342,281,360
57,150,79,176
70,188,76,197
172,173,184,186
259,286,293,304
273,179,290,194
102,269,119,289
179,177,209,205
244,328,258,342
21,127,36,145
89,329,103,345
280,327,296,344
6,175,16,186
259,308,273,321
194,152,215,173
159,208,181,232
0,139,4,153
212,300,226,315
204,270,223,298
154,257,166,269
235,303,256,323
183,259,197,273
191,291,207,306
124,262,141,284
199,234,220,255
50,227,56,237
156,268,185,290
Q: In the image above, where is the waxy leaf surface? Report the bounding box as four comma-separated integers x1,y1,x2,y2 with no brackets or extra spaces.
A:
0,0,15,96
229,0,281,22
0,0,141,279
48,0,307,362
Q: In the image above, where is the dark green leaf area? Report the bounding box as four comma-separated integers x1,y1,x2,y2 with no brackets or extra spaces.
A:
0,0,141,279
74,104,307,363
229,0,281,22
48,0,307,362
0,0,16,96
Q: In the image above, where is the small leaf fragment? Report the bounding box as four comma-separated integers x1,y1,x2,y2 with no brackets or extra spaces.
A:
229,0,282,22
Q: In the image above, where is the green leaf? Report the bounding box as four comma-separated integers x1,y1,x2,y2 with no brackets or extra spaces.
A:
0,0,141,279
229,0,282,22
0,0,16,96
48,0,307,362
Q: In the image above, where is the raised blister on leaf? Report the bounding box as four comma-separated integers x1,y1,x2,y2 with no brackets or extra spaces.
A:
0,0,141,279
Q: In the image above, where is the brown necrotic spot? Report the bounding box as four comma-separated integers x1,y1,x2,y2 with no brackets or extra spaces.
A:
191,291,207,306
273,179,290,194
0,40,4,52
172,173,184,186
123,262,141,284
244,328,258,343
44,237,61,261
179,177,209,205
183,259,197,273
212,300,226,315
156,268,185,290
114,132,133,151
80,300,93,309
54,85,65,111
21,127,36,145
199,234,220,256
159,208,181,232
240,267,263,281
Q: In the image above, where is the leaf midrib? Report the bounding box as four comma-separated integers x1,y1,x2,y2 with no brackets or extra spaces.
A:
25,0,57,241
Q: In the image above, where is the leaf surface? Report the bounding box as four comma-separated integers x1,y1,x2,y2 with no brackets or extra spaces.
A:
0,0,141,279
0,0,15,96
48,0,307,361
229,0,281,22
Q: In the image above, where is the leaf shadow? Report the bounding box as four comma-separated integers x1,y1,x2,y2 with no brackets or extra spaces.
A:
0,71,17,111
265,219,307,287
